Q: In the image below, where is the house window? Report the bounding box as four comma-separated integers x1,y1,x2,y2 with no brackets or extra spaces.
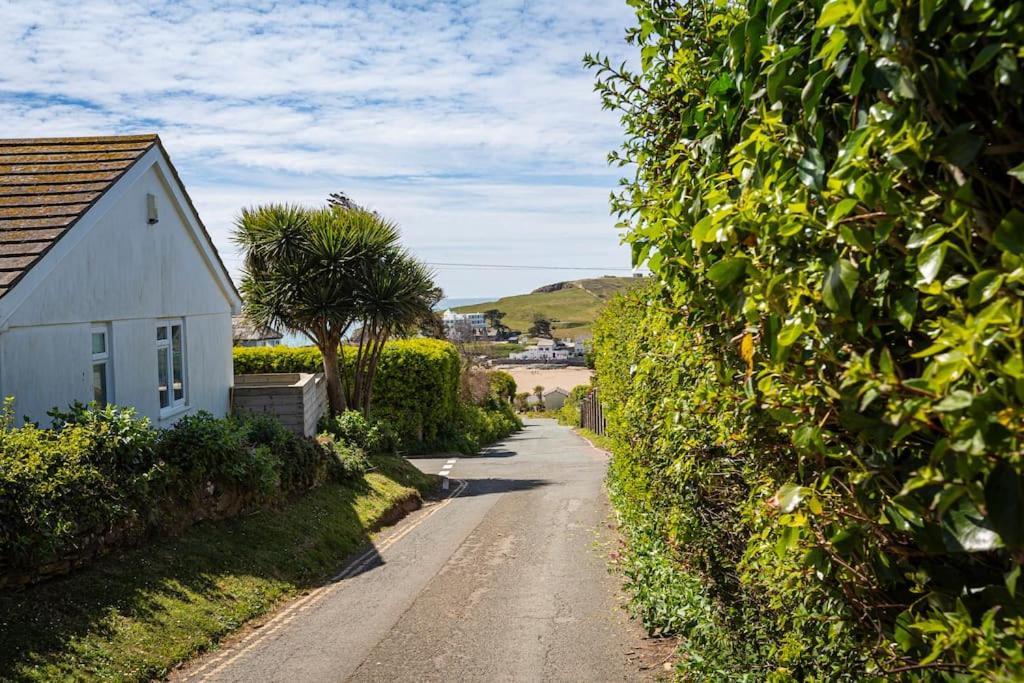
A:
92,325,112,406
156,320,186,412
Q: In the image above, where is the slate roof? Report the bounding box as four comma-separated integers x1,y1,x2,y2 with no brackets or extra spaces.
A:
0,135,159,299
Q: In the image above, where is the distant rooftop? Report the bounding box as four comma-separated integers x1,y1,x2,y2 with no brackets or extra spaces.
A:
232,316,284,343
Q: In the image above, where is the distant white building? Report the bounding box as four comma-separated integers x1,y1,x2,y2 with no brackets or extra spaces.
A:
442,310,487,339
510,338,568,361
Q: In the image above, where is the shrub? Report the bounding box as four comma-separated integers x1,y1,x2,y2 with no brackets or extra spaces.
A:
591,0,1024,676
488,371,517,402
317,434,370,480
234,339,460,450
0,402,342,583
320,410,401,455
557,384,590,427
0,401,158,570
449,402,522,455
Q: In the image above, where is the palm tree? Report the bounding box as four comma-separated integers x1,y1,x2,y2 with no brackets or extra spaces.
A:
349,248,437,415
533,385,544,411
233,204,400,415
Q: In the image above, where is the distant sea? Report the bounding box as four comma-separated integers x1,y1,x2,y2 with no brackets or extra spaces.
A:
276,296,496,347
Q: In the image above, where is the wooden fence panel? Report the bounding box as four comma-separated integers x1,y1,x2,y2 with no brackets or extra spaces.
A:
579,388,606,436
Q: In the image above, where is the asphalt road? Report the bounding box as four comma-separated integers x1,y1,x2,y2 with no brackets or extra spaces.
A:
179,419,658,682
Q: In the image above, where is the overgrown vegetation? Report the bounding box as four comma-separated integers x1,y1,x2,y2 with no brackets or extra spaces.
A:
0,402,349,582
589,0,1024,677
234,339,460,449
234,340,520,454
556,384,591,427
0,452,434,681
234,203,436,415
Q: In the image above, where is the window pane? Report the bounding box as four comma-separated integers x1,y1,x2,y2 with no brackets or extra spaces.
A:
171,325,184,401
93,363,107,406
157,325,168,341
91,332,106,355
157,348,169,408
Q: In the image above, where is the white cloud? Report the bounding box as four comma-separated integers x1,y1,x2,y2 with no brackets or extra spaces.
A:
0,0,638,296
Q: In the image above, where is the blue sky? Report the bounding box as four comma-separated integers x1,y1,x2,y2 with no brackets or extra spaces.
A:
1,0,638,297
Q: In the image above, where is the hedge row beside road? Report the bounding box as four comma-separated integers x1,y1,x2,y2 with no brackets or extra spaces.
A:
234,339,461,448
592,0,1024,676
0,403,359,586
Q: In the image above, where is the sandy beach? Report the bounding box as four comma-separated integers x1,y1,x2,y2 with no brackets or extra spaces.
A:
492,364,594,394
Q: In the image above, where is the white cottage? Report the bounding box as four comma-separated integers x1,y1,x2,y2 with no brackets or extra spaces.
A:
0,135,241,426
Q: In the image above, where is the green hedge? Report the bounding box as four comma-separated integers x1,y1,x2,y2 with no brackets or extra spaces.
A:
592,0,1024,676
0,403,350,582
450,401,521,455
595,286,866,678
556,384,590,427
234,339,461,448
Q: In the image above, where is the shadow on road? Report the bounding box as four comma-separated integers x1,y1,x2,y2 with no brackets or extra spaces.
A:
458,477,550,498
331,477,549,582
467,448,518,458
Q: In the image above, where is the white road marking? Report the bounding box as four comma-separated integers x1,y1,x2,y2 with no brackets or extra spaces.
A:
446,458,457,464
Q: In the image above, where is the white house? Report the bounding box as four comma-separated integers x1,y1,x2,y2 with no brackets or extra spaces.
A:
442,309,487,339
510,337,572,361
0,134,242,426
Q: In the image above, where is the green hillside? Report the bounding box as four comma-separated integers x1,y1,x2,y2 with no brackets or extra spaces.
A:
453,276,643,340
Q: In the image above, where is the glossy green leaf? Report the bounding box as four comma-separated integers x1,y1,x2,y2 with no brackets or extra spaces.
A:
706,257,748,287
822,259,859,315
985,463,1024,548
967,270,1004,306
917,243,947,284
775,483,806,513
994,210,1024,255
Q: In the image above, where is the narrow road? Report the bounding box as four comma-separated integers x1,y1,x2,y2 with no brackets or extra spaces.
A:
181,419,659,682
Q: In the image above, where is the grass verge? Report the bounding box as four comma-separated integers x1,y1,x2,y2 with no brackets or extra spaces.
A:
0,454,437,682
572,427,615,453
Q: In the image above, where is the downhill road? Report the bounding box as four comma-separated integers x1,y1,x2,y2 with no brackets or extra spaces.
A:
179,419,660,682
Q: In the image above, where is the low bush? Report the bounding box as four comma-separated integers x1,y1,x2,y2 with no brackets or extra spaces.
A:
0,401,345,585
449,402,521,455
320,410,401,455
316,433,370,480
556,384,590,427
488,371,517,403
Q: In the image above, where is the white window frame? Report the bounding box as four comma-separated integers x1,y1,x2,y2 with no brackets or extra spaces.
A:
91,324,113,406
156,319,187,416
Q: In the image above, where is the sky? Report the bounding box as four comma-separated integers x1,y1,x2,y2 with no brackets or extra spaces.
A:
1,0,640,298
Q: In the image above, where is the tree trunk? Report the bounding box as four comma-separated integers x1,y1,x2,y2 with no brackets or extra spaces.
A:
362,333,387,416
321,342,344,416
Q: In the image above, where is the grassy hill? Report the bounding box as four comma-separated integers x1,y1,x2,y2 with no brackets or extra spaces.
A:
453,276,643,340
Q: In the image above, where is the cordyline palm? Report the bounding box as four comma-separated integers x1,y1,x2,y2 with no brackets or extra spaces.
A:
233,204,400,415
349,249,437,415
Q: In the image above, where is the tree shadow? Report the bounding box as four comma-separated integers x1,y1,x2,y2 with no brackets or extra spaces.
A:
465,448,518,458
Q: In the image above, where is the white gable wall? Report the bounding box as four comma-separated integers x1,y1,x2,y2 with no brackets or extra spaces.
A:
0,154,239,427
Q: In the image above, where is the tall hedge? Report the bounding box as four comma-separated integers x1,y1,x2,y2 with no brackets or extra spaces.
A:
591,0,1024,677
234,339,461,447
